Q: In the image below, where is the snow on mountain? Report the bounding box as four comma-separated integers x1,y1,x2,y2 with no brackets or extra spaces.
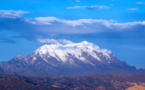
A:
1,41,141,77
34,41,112,62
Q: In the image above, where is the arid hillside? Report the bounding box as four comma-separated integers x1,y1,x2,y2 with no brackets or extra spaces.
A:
0,74,145,90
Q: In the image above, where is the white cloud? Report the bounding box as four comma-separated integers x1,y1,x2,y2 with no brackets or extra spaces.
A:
127,8,139,11
26,16,145,34
1,10,145,39
62,19,114,27
0,10,29,18
28,17,60,25
28,17,114,27
1,10,145,44
37,38,73,44
75,0,80,2
67,6,81,9
67,5,109,10
136,2,145,5
37,38,58,44
84,5,109,10
57,39,73,44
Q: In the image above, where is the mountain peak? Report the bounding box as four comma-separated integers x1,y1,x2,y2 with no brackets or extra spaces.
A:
2,41,142,77
34,41,112,62
81,41,89,44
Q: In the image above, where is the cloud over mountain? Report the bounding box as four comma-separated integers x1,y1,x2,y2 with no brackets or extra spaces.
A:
37,38,73,44
0,10,145,43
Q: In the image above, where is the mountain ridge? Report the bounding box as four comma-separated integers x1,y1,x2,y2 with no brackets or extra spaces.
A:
34,41,112,63
0,41,144,77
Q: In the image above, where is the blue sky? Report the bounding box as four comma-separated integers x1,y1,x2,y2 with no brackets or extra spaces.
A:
0,0,145,68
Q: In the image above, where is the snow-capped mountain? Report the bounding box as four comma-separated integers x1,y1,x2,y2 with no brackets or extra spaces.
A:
0,41,144,77
30,41,113,64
